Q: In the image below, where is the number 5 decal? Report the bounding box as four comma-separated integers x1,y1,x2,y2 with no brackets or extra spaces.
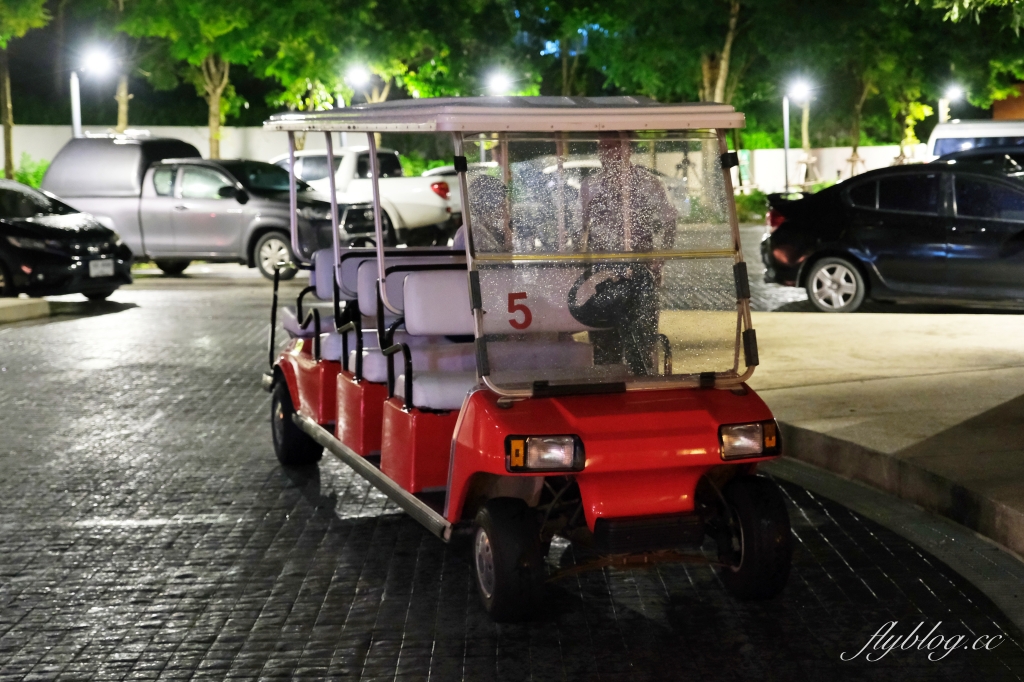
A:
508,292,532,330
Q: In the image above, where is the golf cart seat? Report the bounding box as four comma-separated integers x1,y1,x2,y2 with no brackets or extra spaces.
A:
395,270,596,410
281,250,338,338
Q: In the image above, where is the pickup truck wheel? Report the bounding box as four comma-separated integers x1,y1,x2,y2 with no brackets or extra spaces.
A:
473,498,545,622
154,259,190,276
716,475,792,600
271,381,322,467
255,232,297,281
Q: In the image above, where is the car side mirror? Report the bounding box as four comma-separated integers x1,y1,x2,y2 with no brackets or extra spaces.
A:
217,185,237,199
235,189,249,205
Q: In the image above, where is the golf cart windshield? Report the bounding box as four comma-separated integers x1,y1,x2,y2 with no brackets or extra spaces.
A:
465,131,742,391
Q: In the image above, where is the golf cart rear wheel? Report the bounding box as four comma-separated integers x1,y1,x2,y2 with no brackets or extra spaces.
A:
154,259,190,276
717,475,792,600
270,380,322,467
473,498,545,622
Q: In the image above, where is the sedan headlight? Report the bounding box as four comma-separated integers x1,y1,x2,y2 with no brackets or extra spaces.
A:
297,204,331,220
6,235,62,252
719,421,779,460
506,435,584,472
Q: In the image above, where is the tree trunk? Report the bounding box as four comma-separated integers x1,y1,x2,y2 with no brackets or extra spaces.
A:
562,49,569,96
1,50,13,180
53,0,68,96
700,54,716,102
801,101,810,152
713,0,740,103
850,77,872,157
115,74,133,133
201,55,230,159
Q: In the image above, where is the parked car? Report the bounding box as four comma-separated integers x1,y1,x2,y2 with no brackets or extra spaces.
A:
934,145,1024,177
926,119,1024,160
42,137,379,279
0,179,132,300
269,147,454,245
761,164,1024,312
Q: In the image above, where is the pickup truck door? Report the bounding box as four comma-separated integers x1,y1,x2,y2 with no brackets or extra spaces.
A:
138,166,178,256
172,165,244,257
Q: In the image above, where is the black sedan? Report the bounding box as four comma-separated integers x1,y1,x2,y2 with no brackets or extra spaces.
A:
761,164,1024,312
0,179,132,300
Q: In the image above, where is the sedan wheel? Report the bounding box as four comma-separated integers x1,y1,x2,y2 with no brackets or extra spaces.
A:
806,257,865,313
255,233,297,281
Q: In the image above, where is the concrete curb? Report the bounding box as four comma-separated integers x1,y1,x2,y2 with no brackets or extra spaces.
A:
780,421,1024,559
0,298,50,325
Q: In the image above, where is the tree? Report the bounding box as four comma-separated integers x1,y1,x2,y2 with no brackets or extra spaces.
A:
0,0,49,179
121,0,272,157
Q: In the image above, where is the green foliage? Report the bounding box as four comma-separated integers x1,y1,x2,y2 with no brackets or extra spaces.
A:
0,0,49,48
398,151,449,177
13,153,47,188
734,189,768,223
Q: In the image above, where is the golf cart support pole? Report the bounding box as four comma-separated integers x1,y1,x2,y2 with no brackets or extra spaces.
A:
287,132,303,265
368,132,401,315
291,413,453,540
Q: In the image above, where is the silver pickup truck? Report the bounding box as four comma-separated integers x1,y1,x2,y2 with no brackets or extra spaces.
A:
41,136,380,278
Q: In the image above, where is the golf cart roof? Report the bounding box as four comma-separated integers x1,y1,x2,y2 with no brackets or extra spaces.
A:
265,96,745,133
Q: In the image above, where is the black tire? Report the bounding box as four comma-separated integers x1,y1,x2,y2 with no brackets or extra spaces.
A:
154,259,191,276
805,257,866,313
473,498,545,622
270,380,323,467
85,289,116,301
717,475,792,600
254,232,298,281
0,261,13,296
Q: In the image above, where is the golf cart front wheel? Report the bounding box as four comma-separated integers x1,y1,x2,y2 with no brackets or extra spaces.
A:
473,498,545,622
270,380,322,467
717,475,792,600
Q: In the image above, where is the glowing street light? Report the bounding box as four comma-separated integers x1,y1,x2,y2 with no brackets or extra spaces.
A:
70,48,117,139
345,65,371,89
940,85,964,123
488,72,512,96
82,49,114,76
783,79,814,192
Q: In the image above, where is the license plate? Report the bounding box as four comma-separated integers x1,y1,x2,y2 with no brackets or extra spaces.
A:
89,259,114,278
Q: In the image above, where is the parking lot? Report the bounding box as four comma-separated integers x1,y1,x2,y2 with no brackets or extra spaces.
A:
0,259,1022,680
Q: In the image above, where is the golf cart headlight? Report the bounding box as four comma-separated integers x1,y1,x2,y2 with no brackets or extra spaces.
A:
297,205,331,220
719,421,779,460
506,435,584,472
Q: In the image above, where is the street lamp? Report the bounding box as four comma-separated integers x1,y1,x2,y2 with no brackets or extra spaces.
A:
783,79,813,193
939,85,963,123
70,49,115,138
488,72,512,96
345,65,371,90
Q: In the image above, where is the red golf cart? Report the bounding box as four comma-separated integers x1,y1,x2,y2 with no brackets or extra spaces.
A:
262,97,791,622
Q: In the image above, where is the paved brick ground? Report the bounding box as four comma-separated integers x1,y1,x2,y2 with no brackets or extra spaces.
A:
0,278,1022,680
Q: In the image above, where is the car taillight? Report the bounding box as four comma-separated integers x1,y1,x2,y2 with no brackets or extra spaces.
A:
430,181,450,200
767,209,786,232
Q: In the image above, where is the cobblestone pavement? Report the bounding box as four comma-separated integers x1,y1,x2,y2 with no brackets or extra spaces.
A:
1,275,1023,681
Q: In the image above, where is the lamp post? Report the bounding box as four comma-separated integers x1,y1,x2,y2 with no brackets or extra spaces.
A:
939,85,963,123
783,80,812,192
70,49,114,138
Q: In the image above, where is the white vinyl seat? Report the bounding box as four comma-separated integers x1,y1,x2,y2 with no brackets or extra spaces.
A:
281,249,339,338
396,372,478,411
348,337,472,382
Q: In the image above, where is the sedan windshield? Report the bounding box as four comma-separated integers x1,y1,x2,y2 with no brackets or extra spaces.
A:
219,161,310,193
0,182,77,219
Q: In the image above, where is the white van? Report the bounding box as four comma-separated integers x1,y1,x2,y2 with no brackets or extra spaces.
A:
927,119,1024,159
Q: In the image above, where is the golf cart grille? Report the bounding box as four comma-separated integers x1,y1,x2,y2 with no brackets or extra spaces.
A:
593,513,705,554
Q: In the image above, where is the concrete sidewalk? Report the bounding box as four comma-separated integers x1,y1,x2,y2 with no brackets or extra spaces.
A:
750,311,1024,557
0,298,49,324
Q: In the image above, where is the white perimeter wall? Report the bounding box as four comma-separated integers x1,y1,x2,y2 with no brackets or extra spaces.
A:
2,124,927,193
